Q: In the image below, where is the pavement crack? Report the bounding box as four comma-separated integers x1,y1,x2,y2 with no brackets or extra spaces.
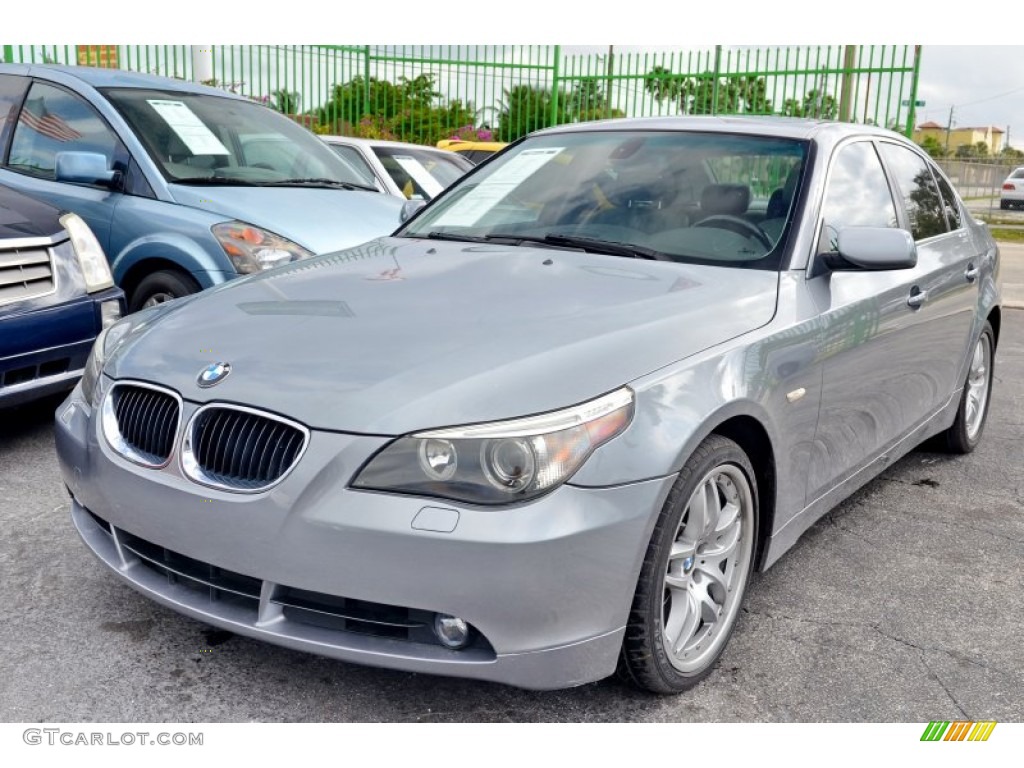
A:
748,610,1021,684
743,608,864,631
919,651,969,719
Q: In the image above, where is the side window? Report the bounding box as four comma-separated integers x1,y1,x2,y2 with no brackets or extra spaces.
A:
8,81,127,181
328,144,379,188
933,170,963,231
879,142,948,240
820,141,898,252
0,75,30,159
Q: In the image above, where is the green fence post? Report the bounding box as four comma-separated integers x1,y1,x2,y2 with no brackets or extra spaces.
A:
904,45,922,138
550,45,561,126
2,45,14,64
711,45,722,115
605,45,614,119
362,45,371,117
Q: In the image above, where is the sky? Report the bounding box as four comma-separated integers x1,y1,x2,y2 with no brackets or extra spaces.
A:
6,3,1024,147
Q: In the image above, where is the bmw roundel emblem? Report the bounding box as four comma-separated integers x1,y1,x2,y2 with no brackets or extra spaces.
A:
197,362,232,388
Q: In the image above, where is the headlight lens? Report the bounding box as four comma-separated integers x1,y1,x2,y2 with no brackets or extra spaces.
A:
212,221,314,274
79,326,110,406
352,387,634,505
79,307,160,405
60,213,114,292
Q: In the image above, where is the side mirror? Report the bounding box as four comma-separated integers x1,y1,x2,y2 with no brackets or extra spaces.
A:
813,226,917,276
400,199,426,223
55,151,119,189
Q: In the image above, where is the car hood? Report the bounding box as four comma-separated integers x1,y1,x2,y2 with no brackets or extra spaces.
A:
168,184,404,254
0,184,63,239
107,237,779,434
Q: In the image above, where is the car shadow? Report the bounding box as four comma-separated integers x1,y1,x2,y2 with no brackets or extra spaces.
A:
0,392,68,443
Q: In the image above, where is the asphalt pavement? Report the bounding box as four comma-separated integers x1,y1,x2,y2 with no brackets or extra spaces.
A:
0,274,1021,723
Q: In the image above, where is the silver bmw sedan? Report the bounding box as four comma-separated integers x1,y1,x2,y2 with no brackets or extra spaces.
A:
55,117,1001,693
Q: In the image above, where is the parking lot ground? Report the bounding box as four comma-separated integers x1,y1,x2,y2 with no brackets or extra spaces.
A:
1001,242,1024,308
0,314,1021,723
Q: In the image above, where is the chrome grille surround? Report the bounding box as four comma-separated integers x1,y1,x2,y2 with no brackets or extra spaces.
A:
101,381,183,468
0,235,59,307
180,403,309,493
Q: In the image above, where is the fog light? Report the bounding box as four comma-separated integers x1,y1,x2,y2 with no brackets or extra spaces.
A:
434,614,470,649
100,300,122,329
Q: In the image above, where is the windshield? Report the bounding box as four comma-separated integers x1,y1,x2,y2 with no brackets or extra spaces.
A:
371,146,473,200
402,130,807,268
103,88,374,187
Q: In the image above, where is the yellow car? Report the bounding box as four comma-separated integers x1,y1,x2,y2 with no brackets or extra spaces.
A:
436,139,508,164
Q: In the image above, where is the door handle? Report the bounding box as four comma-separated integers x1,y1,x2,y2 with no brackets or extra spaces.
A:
965,263,979,281
907,287,928,308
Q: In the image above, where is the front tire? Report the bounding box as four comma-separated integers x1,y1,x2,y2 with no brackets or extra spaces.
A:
939,321,995,454
129,269,201,313
620,434,758,694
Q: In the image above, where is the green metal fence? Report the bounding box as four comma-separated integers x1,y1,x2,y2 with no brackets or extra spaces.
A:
2,44,922,145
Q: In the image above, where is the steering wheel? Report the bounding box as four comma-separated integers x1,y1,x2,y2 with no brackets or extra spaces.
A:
694,215,773,249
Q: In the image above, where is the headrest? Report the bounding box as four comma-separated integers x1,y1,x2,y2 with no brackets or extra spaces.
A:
701,184,751,216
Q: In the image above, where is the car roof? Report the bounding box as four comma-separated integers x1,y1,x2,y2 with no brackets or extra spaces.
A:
0,63,245,99
321,136,451,153
533,115,911,144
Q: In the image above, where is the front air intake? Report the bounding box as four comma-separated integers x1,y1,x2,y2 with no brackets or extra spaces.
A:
181,404,308,492
102,382,182,467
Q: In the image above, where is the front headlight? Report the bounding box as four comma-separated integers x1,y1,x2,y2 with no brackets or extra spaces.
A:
80,326,110,406
79,307,159,405
352,387,634,505
212,221,314,274
60,213,114,292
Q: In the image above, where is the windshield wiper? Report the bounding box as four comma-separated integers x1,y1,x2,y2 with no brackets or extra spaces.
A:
262,178,380,192
173,177,263,186
423,231,492,243
486,233,667,260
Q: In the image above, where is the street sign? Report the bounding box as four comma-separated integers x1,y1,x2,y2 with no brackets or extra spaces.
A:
901,100,926,107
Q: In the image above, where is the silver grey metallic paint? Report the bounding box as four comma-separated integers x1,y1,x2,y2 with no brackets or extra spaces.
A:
55,117,1001,689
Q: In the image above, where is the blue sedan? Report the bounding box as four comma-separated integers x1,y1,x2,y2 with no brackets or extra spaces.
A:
1,183,123,407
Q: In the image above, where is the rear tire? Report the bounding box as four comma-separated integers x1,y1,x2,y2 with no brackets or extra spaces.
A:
129,270,201,313
939,321,994,454
620,434,758,694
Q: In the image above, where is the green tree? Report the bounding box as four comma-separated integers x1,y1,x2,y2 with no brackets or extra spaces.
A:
269,89,300,114
917,135,946,159
497,85,568,142
568,78,606,119
780,89,837,119
315,73,471,144
643,68,770,115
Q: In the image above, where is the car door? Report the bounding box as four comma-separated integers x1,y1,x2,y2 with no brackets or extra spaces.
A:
876,141,979,403
0,79,130,255
804,139,927,503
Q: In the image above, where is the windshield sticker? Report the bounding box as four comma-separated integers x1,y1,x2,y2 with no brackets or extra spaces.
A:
147,99,230,156
432,147,563,227
392,155,444,198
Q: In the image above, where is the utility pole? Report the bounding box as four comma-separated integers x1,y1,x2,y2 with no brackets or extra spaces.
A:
945,105,955,155
838,45,856,123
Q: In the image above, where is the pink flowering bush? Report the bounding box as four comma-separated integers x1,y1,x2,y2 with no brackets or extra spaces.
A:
448,124,494,142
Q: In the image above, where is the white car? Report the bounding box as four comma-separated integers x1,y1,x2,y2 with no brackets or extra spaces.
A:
320,136,475,201
1000,166,1024,209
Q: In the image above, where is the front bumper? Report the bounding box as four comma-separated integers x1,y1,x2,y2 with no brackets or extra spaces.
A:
55,385,673,690
0,290,123,407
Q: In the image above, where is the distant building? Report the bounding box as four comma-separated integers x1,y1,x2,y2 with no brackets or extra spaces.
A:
913,122,1005,154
